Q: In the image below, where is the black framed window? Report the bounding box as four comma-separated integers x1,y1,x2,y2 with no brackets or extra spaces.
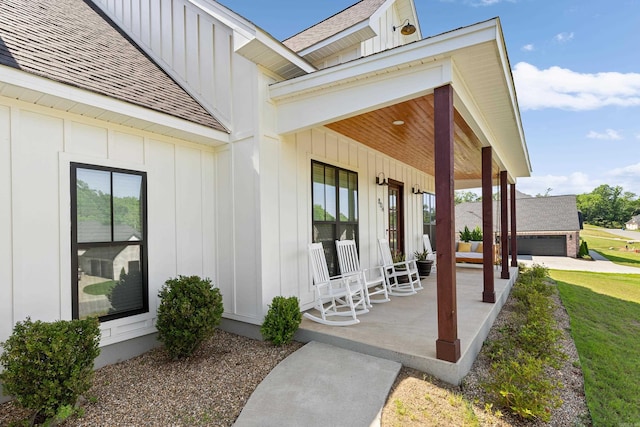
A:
423,192,436,251
71,163,148,321
311,161,358,276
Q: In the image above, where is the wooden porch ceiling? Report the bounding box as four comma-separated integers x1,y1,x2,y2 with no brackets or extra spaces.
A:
325,94,498,180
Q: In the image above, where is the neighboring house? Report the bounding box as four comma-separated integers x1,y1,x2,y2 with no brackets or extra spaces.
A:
77,221,142,279
0,0,530,374
456,195,582,258
626,215,640,231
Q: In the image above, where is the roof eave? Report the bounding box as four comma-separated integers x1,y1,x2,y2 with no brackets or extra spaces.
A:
234,27,317,80
270,19,530,180
296,20,378,63
0,66,229,145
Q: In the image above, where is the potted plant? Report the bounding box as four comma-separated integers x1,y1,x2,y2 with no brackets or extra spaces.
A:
392,250,409,283
459,225,473,242
414,250,433,276
470,226,483,242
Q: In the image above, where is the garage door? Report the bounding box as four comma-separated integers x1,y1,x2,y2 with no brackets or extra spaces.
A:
516,235,567,256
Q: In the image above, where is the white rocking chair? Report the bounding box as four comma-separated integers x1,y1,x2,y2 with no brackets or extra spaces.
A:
304,243,369,326
378,238,421,296
335,240,390,306
423,234,437,273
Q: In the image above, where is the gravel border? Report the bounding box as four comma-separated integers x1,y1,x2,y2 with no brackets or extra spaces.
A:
0,331,302,426
459,283,592,426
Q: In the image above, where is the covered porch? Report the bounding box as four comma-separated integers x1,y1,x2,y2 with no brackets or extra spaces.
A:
270,17,529,369
295,264,519,385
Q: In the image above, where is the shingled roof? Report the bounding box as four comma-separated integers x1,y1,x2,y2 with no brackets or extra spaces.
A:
283,0,387,53
0,0,226,132
456,195,581,233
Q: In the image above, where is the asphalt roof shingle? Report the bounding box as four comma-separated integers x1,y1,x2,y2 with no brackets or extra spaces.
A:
456,195,581,233
283,0,387,53
0,0,226,132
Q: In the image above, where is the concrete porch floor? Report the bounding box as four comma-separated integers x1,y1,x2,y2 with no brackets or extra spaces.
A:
294,264,519,385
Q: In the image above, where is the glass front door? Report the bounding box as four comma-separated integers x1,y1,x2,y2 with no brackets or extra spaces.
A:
388,180,404,257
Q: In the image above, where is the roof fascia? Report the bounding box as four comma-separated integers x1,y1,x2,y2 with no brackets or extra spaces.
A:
296,20,377,58
234,27,317,75
1,65,229,145
273,58,452,135
494,18,531,173
188,0,315,76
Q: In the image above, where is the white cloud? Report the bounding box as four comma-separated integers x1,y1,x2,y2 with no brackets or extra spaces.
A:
606,163,640,195
517,165,640,197
586,129,623,140
512,62,640,110
466,0,512,6
554,32,574,43
516,172,596,196
521,44,534,52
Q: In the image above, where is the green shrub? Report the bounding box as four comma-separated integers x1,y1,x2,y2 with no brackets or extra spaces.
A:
519,263,549,281
578,240,590,258
260,296,302,346
485,354,562,421
0,317,101,424
481,266,565,420
156,275,223,359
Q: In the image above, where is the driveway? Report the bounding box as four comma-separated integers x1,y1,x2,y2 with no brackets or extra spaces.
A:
601,227,640,242
516,253,640,274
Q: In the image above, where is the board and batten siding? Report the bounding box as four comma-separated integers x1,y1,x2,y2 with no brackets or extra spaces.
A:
92,0,235,129
0,99,226,347
362,2,403,58
274,127,434,310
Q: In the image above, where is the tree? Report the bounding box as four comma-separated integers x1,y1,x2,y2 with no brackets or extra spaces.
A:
535,188,552,197
455,190,481,204
577,184,639,228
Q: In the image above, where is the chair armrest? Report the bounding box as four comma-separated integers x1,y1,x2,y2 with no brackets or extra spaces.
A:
361,265,385,281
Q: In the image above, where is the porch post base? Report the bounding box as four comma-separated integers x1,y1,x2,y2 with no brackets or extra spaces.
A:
482,291,496,303
501,271,510,279
436,338,461,362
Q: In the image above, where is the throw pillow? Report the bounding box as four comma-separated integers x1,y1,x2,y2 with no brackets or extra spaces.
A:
457,242,472,252
475,243,484,253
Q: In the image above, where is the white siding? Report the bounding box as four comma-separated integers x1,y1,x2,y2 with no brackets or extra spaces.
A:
232,138,260,318
362,5,403,57
12,111,64,322
0,98,222,347
214,146,235,316
0,106,13,341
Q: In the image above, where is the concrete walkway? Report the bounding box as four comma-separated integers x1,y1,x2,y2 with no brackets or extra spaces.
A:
234,341,401,427
516,253,640,274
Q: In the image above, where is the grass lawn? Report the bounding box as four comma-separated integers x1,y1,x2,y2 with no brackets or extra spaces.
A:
552,269,640,425
83,280,116,296
581,225,640,268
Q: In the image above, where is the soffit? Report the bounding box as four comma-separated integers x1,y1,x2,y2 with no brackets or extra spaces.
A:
325,94,501,181
0,76,228,146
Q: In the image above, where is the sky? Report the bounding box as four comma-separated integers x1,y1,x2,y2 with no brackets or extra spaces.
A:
220,0,640,198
